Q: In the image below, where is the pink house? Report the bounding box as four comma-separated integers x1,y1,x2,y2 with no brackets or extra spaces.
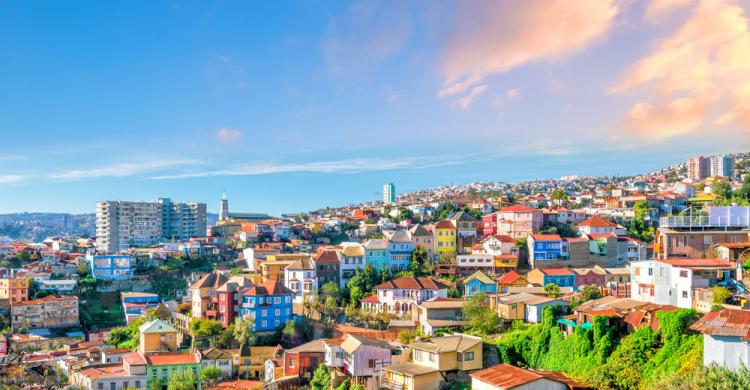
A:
487,206,543,240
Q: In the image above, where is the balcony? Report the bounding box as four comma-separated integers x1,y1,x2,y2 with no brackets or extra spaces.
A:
381,377,405,390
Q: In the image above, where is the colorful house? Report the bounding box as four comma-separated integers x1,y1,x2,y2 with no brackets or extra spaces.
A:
496,271,527,293
86,254,134,281
463,271,497,299
527,234,568,268
385,230,414,273
138,319,178,353
434,220,457,258
526,268,577,288
409,224,435,259
121,292,161,324
144,352,202,389
364,239,389,271
239,280,293,332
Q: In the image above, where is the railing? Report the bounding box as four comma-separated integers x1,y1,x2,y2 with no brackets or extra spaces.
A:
380,377,405,390
659,215,750,229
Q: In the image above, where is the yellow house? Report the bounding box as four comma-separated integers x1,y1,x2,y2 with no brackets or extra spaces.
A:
259,254,309,284
138,319,178,354
383,363,442,390
411,334,483,373
434,220,457,258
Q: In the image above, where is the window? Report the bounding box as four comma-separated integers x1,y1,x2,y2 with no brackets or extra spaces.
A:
682,291,688,298
369,359,377,368
289,358,295,367
275,297,281,304
648,268,653,276
135,381,140,388
464,352,474,361
262,310,267,317
275,309,281,316
262,320,267,327
98,383,103,390
679,270,688,278
429,353,437,362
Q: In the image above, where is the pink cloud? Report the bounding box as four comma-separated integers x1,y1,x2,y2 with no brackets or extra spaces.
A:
216,128,242,142
438,0,617,94
612,0,750,142
452,85,487,109
644,0,693,21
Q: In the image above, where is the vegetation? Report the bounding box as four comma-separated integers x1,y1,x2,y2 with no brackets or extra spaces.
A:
281,317,314,348
398,328,425,344
494,307,702,389
107,309,158,349
543,283,562,298
712,176,750,206
167,370,197,390
190,319,224,348
310,364,331,390
568,286,603,308
233,316,257,347
200,366,222,387
463,293,501,335
712,286,731,311
408,247,432,277
623,200,656,242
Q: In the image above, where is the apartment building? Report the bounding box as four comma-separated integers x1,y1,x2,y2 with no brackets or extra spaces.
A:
0,277,29,305
484,205,543,239
86,254,134,280
710,155,735,178
687,156,710,181
11,295,79,330
655,206,750,259
96,198,206,253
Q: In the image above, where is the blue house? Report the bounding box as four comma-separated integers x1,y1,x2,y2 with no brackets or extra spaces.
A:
385,230,414,273
527,234,569,269
240,280,293,332
528,268,577,288
364,239,389,270
86,254,134,280
121,292,161,324
463,270,498,299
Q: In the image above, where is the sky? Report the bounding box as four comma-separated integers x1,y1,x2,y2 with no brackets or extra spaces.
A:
1,0,749,215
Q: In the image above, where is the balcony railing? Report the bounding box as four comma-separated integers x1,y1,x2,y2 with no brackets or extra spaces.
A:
659,215,750,229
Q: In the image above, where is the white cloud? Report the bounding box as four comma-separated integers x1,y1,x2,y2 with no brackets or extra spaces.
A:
506,88,521,99
0,175,25,184
50,159,200,181
216,128,242,142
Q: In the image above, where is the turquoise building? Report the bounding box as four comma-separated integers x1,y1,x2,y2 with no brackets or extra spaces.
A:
364,239,389,270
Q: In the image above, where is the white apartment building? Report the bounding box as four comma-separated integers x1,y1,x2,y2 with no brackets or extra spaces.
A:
711,155,735,178
630,258,733,309
96,198,206,253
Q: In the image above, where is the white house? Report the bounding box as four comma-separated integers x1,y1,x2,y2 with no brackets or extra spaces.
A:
691,309,750,372
338,243,366,288
38,279,77,292
340,334,394,379
479,235,517,256
324,338,344,368
630,258,733,309
199,347,233,379
283,257,317,303
360,276,449,315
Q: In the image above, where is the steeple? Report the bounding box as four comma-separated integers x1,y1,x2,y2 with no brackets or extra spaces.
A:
219,190,229,221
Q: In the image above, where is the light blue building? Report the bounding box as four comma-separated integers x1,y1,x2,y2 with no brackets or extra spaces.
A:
364,239,389,270
86,254,134,280
385,230,413,273
239,280,293,332
463,271,498,299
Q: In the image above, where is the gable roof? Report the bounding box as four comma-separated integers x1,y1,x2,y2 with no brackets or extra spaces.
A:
386,230,412,243
138,319,177,334
375,276,448,291
579,215,617,228
340,333,393,354
471,364,586,389
409,224,432,237
364,239,388,250
315,250,340,264
497,271,524,285
465,270,496,285
286,257,315,271
412,334,482,353
449,211,478,222
286,339,326,354
530,234,562,242
242,280,292,296
435,220,456,229
191,271,229,290
482,234,515,243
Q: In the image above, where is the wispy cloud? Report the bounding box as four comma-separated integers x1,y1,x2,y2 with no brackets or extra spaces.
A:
216,128,242,143
50,159,201,181
452,85,487,109
0,175,25,184
0,155,28,162
439,0,617,96
506,89,521,99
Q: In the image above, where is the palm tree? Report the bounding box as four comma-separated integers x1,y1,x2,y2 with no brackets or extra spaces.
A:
550,188,568,207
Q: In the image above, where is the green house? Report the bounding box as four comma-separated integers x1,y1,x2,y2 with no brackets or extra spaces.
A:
144,352,202,389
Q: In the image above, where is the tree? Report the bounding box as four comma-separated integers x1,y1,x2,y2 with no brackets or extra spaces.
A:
190,319,224,348
200,366,222,387
550,188,568,207
323,295,339,323
168,370,197,390
462,293,501,335
76,261,90,277
569,286,603,308
398,328,424,345
408,247,430,277
233,316,256,347
544,283,562,298
321,281,340,302
310,364,331,390
335,378,350,390
148,378,164,390
712,179,732,200
712,286,732,310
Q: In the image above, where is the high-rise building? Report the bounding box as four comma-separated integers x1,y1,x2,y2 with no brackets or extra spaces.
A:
383,182,396,204
687,156,710,181
219,191,229,222
96,198,206,253
710,155,735,178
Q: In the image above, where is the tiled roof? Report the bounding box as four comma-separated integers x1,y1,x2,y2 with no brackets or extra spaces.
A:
16,295,77,306
144,352,199,365
138,319,177,334
658,258,732,268
531,234,562,242
375,276,448,290
579,215,617,227
285,258,315,271
341,245,365,257
691,309,750,340
486,234,515,243
500,205,538,213
435,220,456,229
471,364,586,389
497,271,523,284
315,250,340,264
242,280,292,296
79,364,129,379
361,294,379,303
540,268,574,276
190,271,228,290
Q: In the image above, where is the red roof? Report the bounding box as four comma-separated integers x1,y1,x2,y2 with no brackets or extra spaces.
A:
657,258,732,268
144,352,199,366
691,309,750,340
589,233,617,239
497,271,523,284
243,280,292,296
531,234,561,242
470,364,584,389
540,268,575,276
488,234,515,243
375,276,448,290
315,250,340,264
435,220,456,229
360,295,379,303
579,215,616,227
16,295,77,306
500,205,538,213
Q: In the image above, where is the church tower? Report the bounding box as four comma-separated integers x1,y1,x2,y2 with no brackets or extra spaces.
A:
219,190,229,222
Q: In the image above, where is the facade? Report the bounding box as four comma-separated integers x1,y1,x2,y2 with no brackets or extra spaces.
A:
493,206,543,240
364,239,389,271
529,233,625,269
691,308,750,372
496,271,528,293
86,254,134,281
284,257,317,303
385,231,414,273
383,182,396,204
410,224,435,259
144,353,202,389
283,339,326,383
630,258,733,309
577,215,621,236
526,268,577,287
200,347,234,379
463,271,497,298
456,254,497,277
528,234,567,267
340,333,393,379
496,293,566,323
206,276,254,328
412,298,467,336
434,220,457,258
10,295,79,330
361,276,449,315
315,250,341,287
687,155,710,181
239,280,293,332
96,198,206,253
121,292,161,324
339,243,366,288
138,319,178,353
655,206,750,259
449,211,479,240
710,155,735,178
410,334,483,375
190,271,229,319
0,277,29,305
479,235,517,256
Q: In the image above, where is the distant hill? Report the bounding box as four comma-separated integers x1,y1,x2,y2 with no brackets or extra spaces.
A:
0,213,95,242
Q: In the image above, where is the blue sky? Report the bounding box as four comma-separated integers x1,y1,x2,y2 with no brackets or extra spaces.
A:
1,0,749,215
